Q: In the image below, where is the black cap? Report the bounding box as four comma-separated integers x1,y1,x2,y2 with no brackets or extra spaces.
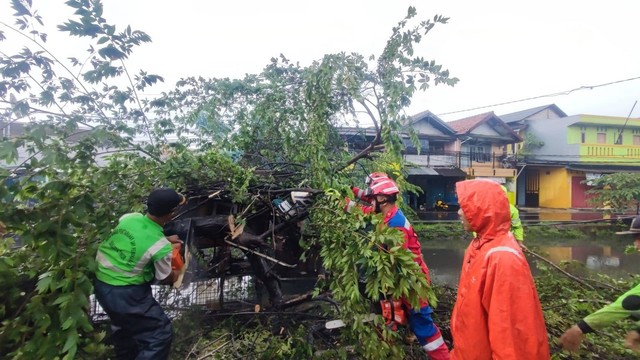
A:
615,215,640,235
147,188,186,216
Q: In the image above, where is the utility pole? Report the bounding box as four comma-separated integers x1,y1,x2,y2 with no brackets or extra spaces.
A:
615,100,638,145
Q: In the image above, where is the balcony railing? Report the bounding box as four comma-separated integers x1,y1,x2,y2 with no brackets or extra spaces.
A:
404,151,517,170
581,144,640,162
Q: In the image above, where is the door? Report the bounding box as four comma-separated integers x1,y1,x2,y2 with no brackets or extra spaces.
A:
571,176,594,208
525,169,539,207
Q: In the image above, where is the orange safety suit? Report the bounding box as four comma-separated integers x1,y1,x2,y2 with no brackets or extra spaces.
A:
450,180,549,360
346,188,449,358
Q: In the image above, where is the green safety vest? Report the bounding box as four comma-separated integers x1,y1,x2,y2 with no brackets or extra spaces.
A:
95,213,172,286
510,204,524,241
581,282,640,333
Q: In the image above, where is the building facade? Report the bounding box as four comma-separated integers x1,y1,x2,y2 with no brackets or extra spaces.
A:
502,108,640,208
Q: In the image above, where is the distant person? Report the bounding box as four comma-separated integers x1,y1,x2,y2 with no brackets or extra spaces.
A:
347,173,450,359
501,185,524,243
559,215,640,353
450,179,550,359
93,188,186,360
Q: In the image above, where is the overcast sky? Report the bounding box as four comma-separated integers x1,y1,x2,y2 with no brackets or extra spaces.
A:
2,0,639,123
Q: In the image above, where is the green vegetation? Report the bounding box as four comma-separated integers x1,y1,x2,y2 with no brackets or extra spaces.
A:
587,173,640,214
0,2,637,359
0,1,457,358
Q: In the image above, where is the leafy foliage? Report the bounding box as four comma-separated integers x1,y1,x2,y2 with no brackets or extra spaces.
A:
535,260,639,359
4,2,639,359
309,189,435,359
518,131,545,160
0,1,458,359
586,173,640,214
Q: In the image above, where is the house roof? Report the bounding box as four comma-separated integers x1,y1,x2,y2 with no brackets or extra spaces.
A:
499,104,567,124
409,109,456,135
565,164,640,173
568,114,640,128
447,112,494,133
434,167,467,177
447,112,522,142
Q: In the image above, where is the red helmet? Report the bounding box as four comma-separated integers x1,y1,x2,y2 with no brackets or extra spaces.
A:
366,177,400,196
364,172,389,186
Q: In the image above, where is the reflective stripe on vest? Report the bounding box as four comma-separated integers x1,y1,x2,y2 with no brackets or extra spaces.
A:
96,236,169,277
484,246,522,260
422,336,445,352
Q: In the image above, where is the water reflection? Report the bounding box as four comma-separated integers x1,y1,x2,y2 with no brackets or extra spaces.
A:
416,210,630,223
423,241,640,287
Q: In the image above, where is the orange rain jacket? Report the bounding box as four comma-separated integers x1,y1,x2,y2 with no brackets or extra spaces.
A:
450,180,549,360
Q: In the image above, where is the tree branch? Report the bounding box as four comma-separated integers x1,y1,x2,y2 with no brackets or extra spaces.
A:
524,247,594,290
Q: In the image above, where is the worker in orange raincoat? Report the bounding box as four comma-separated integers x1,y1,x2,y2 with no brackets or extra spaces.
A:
450,179,550,360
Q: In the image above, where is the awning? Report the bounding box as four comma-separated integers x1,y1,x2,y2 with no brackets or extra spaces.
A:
566,164,640,173
434,167,467,177
407,166,439,176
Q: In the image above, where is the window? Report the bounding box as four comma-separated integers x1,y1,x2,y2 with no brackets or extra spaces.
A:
429,144,444,153
597,133,606,144
472,145,490,162
402,138,429,154
634,135,640,146
581,131,585,143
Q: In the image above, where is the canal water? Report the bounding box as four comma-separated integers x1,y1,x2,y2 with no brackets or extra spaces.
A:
423,235,640,287
417,209,633,223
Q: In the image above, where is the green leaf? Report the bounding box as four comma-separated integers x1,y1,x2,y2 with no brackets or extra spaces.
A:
61,331,78,357
11,0,31,16
0,140,19,163
61,317,73,330
98,45,125,60
36,272,53,293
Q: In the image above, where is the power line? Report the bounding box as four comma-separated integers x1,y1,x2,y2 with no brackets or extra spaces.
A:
436,76,640,116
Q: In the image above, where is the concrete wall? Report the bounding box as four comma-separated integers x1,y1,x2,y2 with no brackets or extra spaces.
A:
473,123,499,136
538,166,571,208
412,120,447,136
526,116,580,162
528,108,565,121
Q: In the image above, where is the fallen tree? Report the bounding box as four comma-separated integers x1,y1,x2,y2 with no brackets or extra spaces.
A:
0,1,458,358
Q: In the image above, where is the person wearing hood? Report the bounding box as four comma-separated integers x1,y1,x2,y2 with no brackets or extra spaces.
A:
559,215,640,353
450,179,550,359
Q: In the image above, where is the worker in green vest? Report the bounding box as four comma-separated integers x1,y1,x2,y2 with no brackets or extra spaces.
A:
93,188,186,360
501,185,524,243
559,215,640,353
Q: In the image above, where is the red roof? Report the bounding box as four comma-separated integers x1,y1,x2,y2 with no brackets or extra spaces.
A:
447,112,495,134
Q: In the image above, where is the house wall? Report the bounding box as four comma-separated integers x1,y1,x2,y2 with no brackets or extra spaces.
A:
528,109,565,121
1,122,26,138
412,120,446,136
566,122,640,163
472,123,498,136
444,141,458,152
526,116,580,162
538,167,571,208
515,174,524,206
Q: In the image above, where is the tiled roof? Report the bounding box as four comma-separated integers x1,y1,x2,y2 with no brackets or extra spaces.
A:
447,112,495,134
